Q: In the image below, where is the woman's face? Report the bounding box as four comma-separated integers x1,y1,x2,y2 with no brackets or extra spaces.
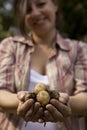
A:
25,0,58,35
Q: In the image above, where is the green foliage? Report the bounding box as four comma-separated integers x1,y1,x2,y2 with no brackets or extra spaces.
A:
0,0,87,41
0,0,16,40
59,0,87,40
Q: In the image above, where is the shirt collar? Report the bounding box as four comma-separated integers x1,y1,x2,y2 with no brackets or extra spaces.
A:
13,32,34,47
13,32,70,51
56,32,70,51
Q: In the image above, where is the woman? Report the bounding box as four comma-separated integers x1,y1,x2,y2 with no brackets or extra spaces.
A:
0,0,87,130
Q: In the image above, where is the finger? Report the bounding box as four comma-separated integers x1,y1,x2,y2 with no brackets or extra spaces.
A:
32,107,43,122
25,102,41,121
50,99,71,117
24,105,34,122
59,92,69,105
38,118,44,123
44,110,54,122
17,99,34,116
33,102,41,115
46,104,64,122
17,91,28,101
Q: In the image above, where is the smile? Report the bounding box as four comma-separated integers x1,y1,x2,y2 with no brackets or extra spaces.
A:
34,17,46,26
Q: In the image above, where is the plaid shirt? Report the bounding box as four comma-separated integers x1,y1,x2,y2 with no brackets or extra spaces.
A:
0,32,87,130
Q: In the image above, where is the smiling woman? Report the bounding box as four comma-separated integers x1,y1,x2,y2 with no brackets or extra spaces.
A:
0,0,87,130
14,0,57,39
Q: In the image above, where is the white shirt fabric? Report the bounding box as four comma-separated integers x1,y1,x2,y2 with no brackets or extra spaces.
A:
21,69,57,130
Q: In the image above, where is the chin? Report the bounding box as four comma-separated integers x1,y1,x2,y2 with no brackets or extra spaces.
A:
37,31,50,37
35,27,52,35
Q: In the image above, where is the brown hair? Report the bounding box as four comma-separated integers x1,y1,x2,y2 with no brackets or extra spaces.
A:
13,0,62,36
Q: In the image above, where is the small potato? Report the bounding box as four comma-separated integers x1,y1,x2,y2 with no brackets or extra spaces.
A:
36,90,50,105
34,83,47,94
24,92,36,101
49,90,60,100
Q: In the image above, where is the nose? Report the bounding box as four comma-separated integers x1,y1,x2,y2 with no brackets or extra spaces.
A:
31,6,41,17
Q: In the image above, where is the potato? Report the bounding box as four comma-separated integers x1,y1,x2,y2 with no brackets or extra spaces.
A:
49,90,59,100
36,90,50,105
34,83,47,94
24,83,59,107
24,92,36,101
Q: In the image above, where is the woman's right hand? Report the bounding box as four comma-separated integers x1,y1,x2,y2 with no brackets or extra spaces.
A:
17,91,44,122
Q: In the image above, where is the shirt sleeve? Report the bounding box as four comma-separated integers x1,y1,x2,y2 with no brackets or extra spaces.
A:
0,37,16,93
74,41,87,95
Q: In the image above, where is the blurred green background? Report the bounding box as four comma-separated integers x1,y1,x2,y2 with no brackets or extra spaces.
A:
0,0,87,41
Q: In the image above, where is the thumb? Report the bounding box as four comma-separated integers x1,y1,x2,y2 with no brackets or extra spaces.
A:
17,91,28,101
59,92,69,105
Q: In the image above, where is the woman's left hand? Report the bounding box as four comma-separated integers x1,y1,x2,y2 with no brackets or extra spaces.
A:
43,93,71,122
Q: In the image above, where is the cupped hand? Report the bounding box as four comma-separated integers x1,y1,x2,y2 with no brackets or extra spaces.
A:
43,92,71,122
17,91,44,122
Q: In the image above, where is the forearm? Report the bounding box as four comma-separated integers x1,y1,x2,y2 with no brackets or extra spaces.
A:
69,93,87,116
0,90,19,114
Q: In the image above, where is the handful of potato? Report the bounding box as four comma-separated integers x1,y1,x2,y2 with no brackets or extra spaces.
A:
25,83,59,106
